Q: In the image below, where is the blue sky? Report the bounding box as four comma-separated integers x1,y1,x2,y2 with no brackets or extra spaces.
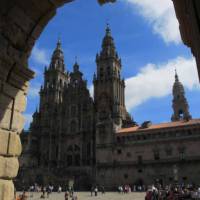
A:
24,0,200,129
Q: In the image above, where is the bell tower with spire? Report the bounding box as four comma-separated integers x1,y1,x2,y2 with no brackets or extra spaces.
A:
94,24,133,129
38,39,69,168
171,70,192,121
40,39,69,111
94,25,134,166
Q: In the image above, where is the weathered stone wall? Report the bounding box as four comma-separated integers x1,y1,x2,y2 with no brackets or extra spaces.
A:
96,138,200,189
172,0,200,81
97,162,200,189
0,64,33,200
0,1,115,199
0,1,74,199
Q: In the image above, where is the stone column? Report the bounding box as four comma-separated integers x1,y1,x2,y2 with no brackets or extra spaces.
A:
0,63,34,200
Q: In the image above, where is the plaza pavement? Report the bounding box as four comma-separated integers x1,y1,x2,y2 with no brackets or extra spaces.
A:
17,192,145,200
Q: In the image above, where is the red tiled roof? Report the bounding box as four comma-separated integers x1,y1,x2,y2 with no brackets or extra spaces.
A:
117,119,200,134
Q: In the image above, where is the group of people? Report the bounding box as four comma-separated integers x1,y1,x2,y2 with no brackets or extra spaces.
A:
64,188,77,200
145,184,200,200
15,191,28,200
16,182,200,200
90,186,105,196
16,184,76,200
118,185,132,193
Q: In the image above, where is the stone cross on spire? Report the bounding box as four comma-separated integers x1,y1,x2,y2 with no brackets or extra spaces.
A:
56,36,61,49
106,22,111,36
175,68,179,82
73,56,79,72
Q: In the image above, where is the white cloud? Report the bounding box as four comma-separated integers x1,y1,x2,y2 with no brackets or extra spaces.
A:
125,56,199,111
124,0,181,44
89,84,94,98
28,84,40,98
31,45,49,65
24,113,33,129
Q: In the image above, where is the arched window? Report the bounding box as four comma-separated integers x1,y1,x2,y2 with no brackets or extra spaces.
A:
59,91,62,102
71,105,77,117
87,143,91,156
100,67,103,79
86,116,91,129
116,137,121,143
46,81,49,88
53,79,56,86
74,144,80,152
67,145,73,152
75,154,80,166
165,146,173,156
59,79,62,87
178,109,183,119
66,145,73,166
178,146,186,160
153,149,160,160
56,145,59,158
99,125,105,134
70,120,77,133
67,155,73,166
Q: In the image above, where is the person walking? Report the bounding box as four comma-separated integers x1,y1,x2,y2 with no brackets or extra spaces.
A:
64,191,69,200
91,186,94,196
58,186,62,193
21,191,28,200
152,189,159,200
101,186,105,194
94,186,98,196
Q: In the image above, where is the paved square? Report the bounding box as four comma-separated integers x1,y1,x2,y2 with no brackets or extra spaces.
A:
17,192,145,200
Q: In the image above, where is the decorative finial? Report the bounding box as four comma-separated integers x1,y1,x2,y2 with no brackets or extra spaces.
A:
56,34,61,49
75,56,78,64
106,21,111,35
175,68,179,81
73,56,79,72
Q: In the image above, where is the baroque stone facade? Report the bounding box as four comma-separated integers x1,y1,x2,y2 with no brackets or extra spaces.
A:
19,26,200,190
19,26,134,189
2,0,199,199
95,62,200,189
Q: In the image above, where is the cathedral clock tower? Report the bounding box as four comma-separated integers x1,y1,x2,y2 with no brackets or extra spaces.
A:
39,39,69,168
94,25,134,165
94,25,132,128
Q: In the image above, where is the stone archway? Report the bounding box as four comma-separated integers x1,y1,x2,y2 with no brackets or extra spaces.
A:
0,1,115,199
0,0,200,199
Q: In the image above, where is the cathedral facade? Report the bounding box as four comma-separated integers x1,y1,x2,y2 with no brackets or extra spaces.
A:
19,26,200,190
